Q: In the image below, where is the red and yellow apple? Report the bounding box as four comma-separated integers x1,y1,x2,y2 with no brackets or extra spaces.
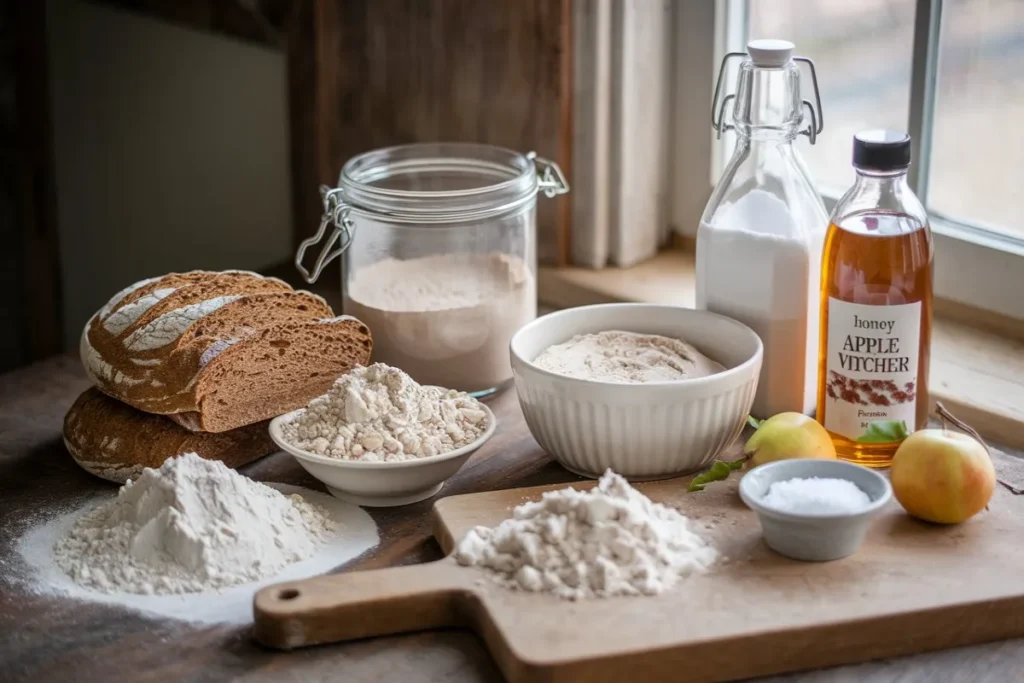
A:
890,429,995,524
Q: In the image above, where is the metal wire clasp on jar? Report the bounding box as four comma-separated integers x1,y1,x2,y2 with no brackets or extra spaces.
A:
295,143,569,397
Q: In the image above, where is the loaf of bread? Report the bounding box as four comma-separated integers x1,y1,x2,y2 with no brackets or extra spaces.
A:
64,388,277,483
81,270,373,432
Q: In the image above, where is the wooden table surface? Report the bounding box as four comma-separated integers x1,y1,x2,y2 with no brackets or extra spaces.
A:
2,356,1022,683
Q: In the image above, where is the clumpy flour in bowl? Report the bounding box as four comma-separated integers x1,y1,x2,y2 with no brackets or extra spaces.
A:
344,252,535,393
278,362,490,461
532,330,724,383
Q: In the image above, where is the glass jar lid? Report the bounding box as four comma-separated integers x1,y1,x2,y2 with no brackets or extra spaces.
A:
341,143,545,224
295,143,568,283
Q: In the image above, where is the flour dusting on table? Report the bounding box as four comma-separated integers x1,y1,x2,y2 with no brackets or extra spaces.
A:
14,462,380,626
54,453,336,595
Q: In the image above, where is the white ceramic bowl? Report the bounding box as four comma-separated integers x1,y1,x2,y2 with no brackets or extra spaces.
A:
268,402,497,508
510,303,762,480
739,459,893,562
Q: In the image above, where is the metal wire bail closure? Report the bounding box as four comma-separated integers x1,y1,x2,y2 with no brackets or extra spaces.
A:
794,55,824,140
294,186,355,284
527,151,570,198
711,50,825,145
711,52,747,136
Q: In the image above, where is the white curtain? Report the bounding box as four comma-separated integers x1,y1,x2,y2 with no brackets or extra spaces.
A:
571,0,672,268
571,0,714,268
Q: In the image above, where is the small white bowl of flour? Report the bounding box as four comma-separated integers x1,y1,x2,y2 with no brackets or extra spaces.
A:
510,304,762,480
270,363,497,507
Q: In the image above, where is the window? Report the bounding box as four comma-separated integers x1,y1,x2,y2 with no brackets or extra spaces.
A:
705,0,1024,320
572,0,1023,321
745,0,917,196
929,0,1024,237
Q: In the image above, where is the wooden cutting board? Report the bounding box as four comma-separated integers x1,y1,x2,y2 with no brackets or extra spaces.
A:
253,474,1024,682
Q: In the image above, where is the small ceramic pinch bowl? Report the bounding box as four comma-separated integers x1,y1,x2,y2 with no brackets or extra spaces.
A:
268,401,496,508
739,459,893,562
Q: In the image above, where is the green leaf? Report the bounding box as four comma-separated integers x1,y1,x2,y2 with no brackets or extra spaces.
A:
855,419,910,444
688,458,746,492
746,415,763,430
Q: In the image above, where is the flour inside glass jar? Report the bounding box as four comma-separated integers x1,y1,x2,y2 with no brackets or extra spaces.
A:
344,252,536,394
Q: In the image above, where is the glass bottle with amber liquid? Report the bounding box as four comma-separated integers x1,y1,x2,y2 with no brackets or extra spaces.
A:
817,130,933,467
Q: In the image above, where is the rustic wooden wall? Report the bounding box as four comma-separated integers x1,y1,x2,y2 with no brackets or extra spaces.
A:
86,0,573,267
5,0,573,371
0,0,22,372
301,0,573,267
84,0,292,47
5,1,64,371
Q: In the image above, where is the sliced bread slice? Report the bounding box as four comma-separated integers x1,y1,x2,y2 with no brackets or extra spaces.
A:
81,271,373,432
167,316,373,432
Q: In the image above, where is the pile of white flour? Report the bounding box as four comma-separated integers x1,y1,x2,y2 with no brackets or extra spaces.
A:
344,252,535,393
279,363,490,461
455,470,717,600
54,452,336,595
532,330,725,383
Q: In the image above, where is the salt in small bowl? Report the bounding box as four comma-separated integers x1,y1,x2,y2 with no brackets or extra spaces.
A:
739,459,892,562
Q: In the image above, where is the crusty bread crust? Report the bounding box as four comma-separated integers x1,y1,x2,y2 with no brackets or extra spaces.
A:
64,388,276,484
81,270,373,432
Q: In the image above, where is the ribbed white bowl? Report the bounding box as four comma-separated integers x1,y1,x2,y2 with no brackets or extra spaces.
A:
510,304,763,480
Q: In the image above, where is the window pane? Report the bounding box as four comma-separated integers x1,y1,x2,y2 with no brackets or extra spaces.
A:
929,0,1024,239
745,0,916,195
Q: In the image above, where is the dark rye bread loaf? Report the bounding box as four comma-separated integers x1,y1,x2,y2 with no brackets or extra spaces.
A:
64,388,276,484
81,270,373,432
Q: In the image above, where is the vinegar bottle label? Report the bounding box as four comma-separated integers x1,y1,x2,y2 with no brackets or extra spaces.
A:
823,298,921,441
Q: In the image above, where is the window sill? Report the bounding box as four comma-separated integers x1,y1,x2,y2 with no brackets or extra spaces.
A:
539,250,1024,451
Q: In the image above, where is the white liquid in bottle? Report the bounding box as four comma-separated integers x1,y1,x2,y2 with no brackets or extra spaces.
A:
696,190,822,418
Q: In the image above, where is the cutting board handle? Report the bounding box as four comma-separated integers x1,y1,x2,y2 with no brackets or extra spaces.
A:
253,560,471,650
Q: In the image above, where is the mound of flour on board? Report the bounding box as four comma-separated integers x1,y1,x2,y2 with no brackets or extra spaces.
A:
455,470,717,600
54,452,336,595
532,330,725,383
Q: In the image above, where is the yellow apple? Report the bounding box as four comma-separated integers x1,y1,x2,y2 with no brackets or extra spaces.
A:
890,429,995,524
744,412,837,468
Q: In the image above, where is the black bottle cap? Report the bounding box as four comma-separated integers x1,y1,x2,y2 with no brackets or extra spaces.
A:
852,130,911,171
